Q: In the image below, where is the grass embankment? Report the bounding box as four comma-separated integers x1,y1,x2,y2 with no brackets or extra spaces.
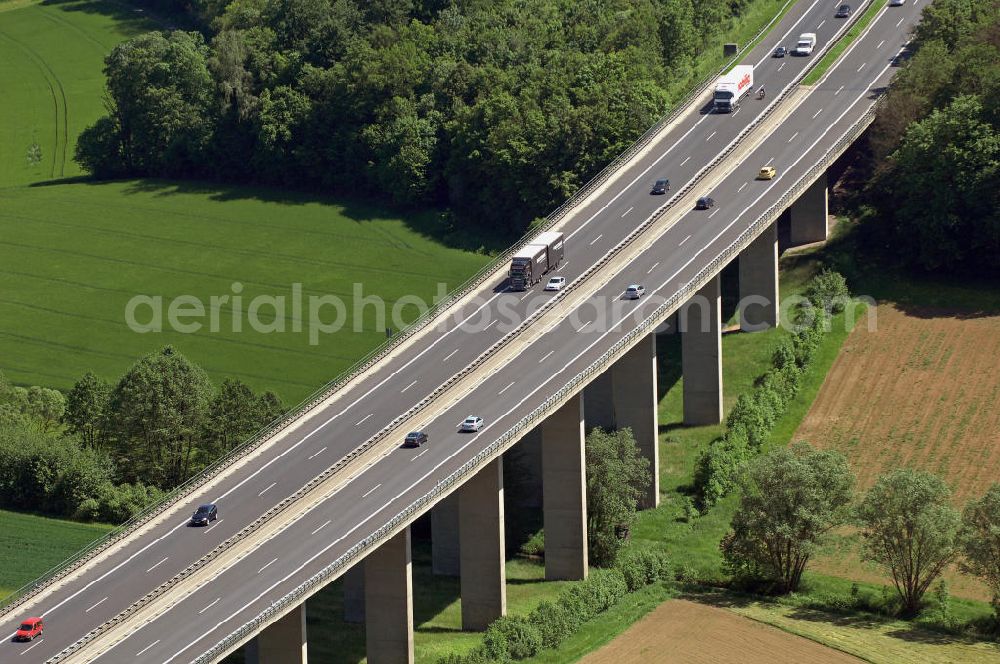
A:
0,509,113,600
802,0,885,86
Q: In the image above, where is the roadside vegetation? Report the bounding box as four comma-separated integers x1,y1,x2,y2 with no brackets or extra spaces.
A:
0,346,283,523
849,0,1000,276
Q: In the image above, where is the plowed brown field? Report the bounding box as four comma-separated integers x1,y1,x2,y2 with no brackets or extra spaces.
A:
795,303,1000,498
578,599,861,664
793,303,1000,600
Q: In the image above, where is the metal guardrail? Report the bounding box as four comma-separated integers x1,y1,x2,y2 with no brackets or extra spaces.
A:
0,0,799,625
191,87,885,664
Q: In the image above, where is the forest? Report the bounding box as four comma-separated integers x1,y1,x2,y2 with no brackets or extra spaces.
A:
75,0,759,235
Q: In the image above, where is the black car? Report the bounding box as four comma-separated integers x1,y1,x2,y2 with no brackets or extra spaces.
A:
695,197,716,210
651,178,670,195
835,3,851,16
773,45,786,58
190,503,218,526
403,431,428,448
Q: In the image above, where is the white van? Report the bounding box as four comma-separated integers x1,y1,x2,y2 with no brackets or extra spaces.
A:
794,32,817,55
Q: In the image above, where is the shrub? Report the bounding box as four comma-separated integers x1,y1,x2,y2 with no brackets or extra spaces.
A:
520,529,544,557
694,434,750,505
806,268,851,314
616,554,646,592
482,615,542,661
616,549,671,589
531,600,576,649
563,570,628,622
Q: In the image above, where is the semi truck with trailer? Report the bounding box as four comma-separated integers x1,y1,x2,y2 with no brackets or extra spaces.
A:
713,64,754,113
509,231,565,291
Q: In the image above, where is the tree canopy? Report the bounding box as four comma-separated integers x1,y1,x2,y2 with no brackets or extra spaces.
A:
77,0,763,237
721,443,855,593
856,469,962,616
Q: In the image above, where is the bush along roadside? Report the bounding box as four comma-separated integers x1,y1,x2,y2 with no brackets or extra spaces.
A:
693,269,851,506
436,549,672,664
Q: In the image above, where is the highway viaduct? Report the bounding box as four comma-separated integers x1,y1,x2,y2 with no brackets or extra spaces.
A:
0,0,920,661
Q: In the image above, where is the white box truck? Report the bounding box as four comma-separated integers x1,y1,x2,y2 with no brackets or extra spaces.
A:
794,32,817,55
713,64,754,113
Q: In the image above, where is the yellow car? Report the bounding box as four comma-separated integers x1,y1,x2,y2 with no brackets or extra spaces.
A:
757,165,777,180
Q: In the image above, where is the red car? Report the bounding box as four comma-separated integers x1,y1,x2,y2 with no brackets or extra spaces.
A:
14,617,43,641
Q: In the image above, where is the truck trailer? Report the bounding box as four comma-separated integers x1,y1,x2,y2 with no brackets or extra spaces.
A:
713,64,754,113
509,231,565,291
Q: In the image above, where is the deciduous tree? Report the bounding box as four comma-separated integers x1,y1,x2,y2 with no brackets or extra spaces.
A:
721,443,854,593
857,469,962,616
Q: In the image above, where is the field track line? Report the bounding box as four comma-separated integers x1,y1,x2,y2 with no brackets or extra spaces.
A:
38,5,113,52
0,27,68,177
0,29,60,178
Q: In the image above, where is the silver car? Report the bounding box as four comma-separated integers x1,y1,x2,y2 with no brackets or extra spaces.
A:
625,284,646,300
460,416,484,432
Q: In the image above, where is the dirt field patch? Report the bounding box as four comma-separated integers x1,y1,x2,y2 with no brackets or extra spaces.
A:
795,303,1000,497
793,303,1000,600
578,599,861,664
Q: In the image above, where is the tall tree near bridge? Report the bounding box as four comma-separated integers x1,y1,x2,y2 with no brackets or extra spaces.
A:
721,443,855,593
857,469,962,616
586,427,651,567
109,346,213,488
960,483,1000,620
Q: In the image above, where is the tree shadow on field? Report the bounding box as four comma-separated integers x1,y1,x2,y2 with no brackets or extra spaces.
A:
33,176,513,254
39,0,176,34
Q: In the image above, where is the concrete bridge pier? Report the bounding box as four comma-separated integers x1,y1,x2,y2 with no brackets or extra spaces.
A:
739,220,779,331
680,275,723,425
342,565,365,623
244,603,308,664
365,527,414,664
459,458,507,630
790,172,829,244
581,333,660,508
431,493,460,577
541,393,589,581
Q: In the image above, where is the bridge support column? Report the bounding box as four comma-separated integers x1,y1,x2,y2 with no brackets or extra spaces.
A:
582,335,660,508
738,221,779,331
509,426,543,508
431,493,460,576
542,393,588,581
245,603,307,664
365,527,414,664
681,275,723,425
459,458,506,630
790,172,828,244
343,565,365,623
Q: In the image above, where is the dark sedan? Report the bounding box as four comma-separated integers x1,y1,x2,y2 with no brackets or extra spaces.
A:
695,196,716,210
190,503,218,526
773,45,787,58
651,178,670,195
835,4,851,17
403,431,428,448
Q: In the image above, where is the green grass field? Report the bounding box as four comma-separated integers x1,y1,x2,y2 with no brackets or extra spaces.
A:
0,180,490,402
0,508,113,599
0,0,160,187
